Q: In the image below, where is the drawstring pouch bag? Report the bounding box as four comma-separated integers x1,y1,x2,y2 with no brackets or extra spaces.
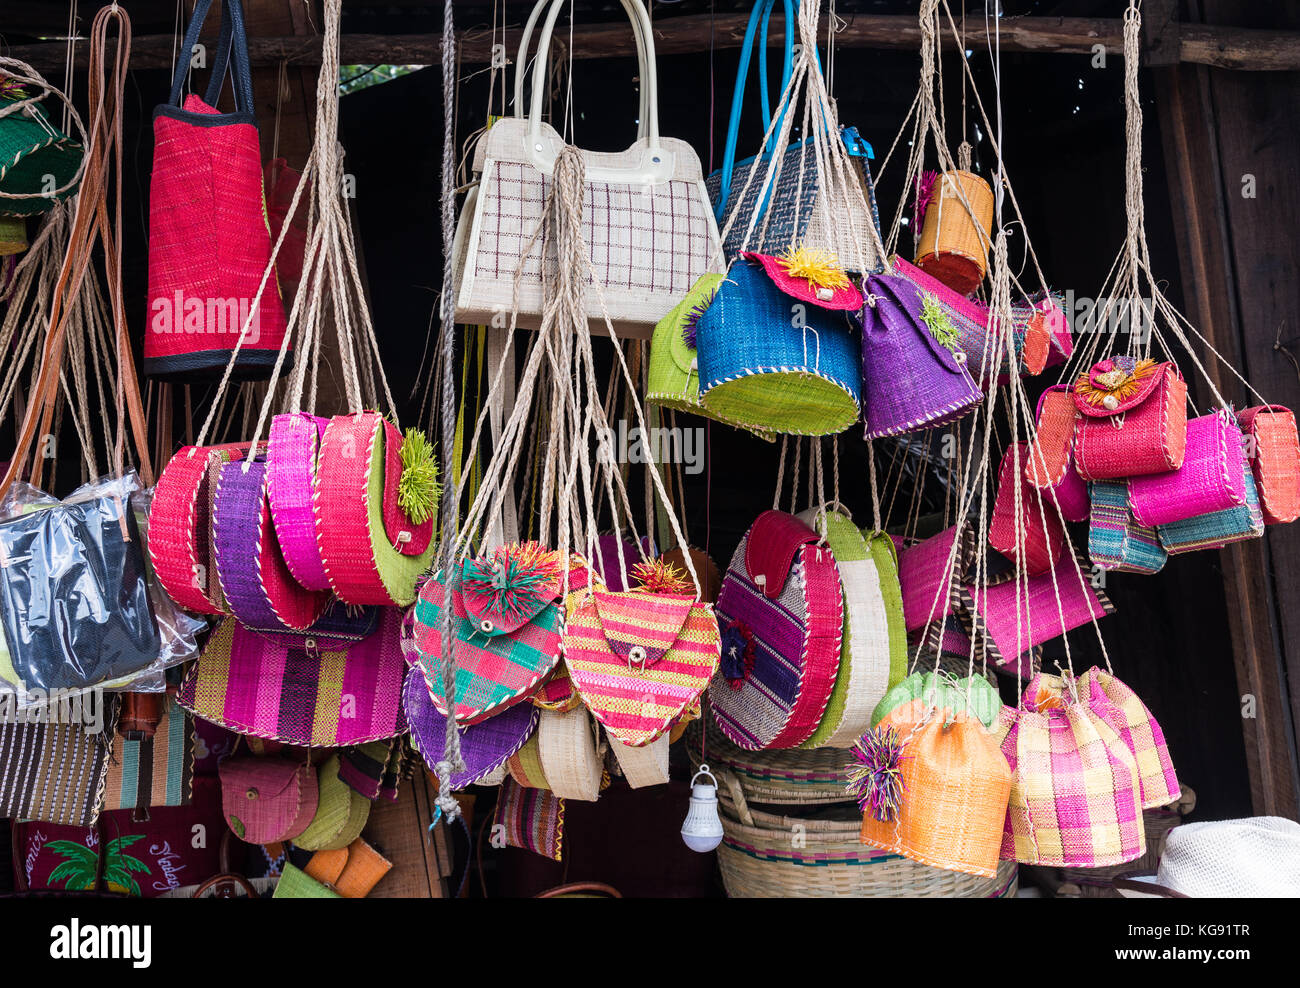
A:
146,0,288,378
859,271,981,439
1157,449,1264,554
988,441,1066,577
710,510,843,750
856,697,1012,877
1077,666,1180,809
1088,481,1168,574
795,504,905,748
996,677,1144,868
869,670,1001,730
1237,405,1300,524
1128,411,1247,527
410,542,565,725
177,606,407,747
563,561,721,749
1024,385,1089,522
1072,356,1187,481
266,412,333,591
695,254,862,436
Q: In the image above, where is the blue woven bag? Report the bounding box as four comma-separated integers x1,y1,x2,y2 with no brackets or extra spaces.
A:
1158,453,1265,554
1088,481,1167,574
695,256,861,435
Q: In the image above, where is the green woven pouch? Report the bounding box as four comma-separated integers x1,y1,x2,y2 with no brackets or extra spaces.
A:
869,670,1001,729
0,99,82,217
865,530,908,693
293,756,370,851
273,862,341,899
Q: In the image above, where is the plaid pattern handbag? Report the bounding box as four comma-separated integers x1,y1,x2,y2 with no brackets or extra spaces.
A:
453,0,721,336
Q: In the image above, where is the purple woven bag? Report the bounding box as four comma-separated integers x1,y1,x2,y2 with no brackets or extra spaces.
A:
403,675,538,789
267,412,332,591
859,272,982,439
1128,411,1247,528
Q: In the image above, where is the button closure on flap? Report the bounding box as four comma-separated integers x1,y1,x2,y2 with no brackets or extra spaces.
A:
479,618,495,634
246,788,258,800
628,645,647,670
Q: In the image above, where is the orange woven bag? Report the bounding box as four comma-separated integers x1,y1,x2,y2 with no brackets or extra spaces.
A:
1238,405,1300,525
857,697,1011,877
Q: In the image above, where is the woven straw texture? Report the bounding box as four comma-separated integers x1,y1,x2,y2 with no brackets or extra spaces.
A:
1078,668,1180,810
711,517,844,750
870,670,1002,731
314,413,435,607
1238,405,1300,524
496,776,564,861
898,523,973,633
1055,786,1195,897
1089,481,1167,574
0,215,27,253
1026,387,1090,521
219,756,318,844
102,696,195,812
273,862,340,898
212,458,329,631
609,732,671,788
859,699,1011,877
1073,364,1187,480
563,588,720,748
859,272,981,439
404,672,538,789
304,838,393,898
506,732,551,789
696,257,862,436
1158,452,1264,554
294,755,371,851
412,572,563,725
0,97,82,216
267,412,333,591
686,718,855,806
0,720,110,827
996,690,1145,868
1129,412,1246,527
536,706,602,801
646,273,724,416
176,609,408,746
914,170,994,294
989,442,1065,576
796,508,903,748
149,442,259,614
532,666,582,713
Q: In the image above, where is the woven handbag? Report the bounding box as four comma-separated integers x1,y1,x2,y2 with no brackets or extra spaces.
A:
897,523,975,638
219,756,318,845
1129,412,1247,527
452,0,721,337
711,510,843,750
212,456,329,632
694,255,862,436
859,271,982,439
0,73,82,217
1072,356,1188,481
176,607,408,747
913,170,994,294
1237,405,1300,525
102,695,195,816
303,838,393,898
870,670,1001,730
563,582,721,749
705,0,883,273
609,733,671,788
996,679,1145,868
146,0,288,378
410,543,565,725
989,441,1066,576
857,698,1011,877
793,506,905,748
294,755,371,852
1025,385,1089,522
536,705,603,802
1088,481,1167,574
0,719,112,827
1157,449,1264,554
266,412,332,591
149,441,262,614
314,412,437,607
959,552,1113,677
496,776,565,861
404,672,539,789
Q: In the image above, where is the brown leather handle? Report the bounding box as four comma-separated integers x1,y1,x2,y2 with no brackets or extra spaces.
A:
534,882,624,898
0,4,152,504
192,873,260,899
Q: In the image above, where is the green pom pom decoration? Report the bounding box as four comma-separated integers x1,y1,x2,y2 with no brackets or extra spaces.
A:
920,292,961,352
397,427,442,526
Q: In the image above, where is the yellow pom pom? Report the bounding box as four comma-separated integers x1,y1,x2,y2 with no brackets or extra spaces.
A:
777,244,851,292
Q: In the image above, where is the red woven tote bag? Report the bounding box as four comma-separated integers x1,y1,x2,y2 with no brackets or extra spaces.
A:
146,0,288,378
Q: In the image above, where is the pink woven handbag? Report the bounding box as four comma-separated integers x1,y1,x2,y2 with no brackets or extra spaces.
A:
897,523,975,635
710,511,842,750
1128,411,1247,528
1237,405,1300,525
1025,386,1089,522
146,0,287,378
267,412,332,591
219,756,318,845
1072,356,1187,481
989,441,1065,576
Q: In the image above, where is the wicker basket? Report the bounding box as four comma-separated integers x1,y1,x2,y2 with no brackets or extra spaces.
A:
715,777,1018,898
686,719,853,806
914,170,994,295
1052,786,1197,897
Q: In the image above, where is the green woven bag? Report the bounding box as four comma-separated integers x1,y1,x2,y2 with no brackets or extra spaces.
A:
293,755,371,851
0,96,82,217
870,670,1002,730
273,862,341,899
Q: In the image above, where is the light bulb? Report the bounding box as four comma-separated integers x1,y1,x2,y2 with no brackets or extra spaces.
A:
681,764,724,853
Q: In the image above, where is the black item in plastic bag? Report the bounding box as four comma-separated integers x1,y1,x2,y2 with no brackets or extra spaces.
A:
0,493,161,690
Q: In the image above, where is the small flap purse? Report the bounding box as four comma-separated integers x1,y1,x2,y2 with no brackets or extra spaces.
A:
293,754,371,852
1072,356,1188,481
1237,404,1300,524
1025,385,1089,522
303,838,393,898
1128,411,1247,528
989,441,1066,576
219,755,318,844
1088,481,1168,575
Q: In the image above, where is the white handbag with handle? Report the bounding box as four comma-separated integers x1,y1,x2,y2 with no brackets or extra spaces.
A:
452,0,723,339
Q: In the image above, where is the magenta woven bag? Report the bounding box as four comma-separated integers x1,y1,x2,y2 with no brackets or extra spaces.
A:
898,523,975,634
989,442,1065,576
710,511,842,750
1072,356,1187,481
267,412,332,591
219,756,318,844
145,0,288,378
1025,386,1089,522
1128,411,1247,528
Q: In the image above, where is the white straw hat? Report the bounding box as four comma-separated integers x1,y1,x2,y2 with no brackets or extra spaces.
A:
1114,816,1300,897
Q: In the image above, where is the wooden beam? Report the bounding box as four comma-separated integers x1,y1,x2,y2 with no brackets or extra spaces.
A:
9,14,1300,74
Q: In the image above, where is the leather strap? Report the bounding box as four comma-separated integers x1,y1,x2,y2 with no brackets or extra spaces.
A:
0,6,152,503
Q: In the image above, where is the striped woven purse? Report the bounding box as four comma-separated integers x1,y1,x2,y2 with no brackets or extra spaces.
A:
266,412,333,591
1157,448,1264,554
1088,481,1167,574
710,510,843,750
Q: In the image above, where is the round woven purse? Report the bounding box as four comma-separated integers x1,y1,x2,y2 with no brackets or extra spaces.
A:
315,411,437,606
711,510,843,750
294,755,371,852
536,706,603,802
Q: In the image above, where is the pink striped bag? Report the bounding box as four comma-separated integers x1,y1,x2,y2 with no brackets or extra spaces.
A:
1128,411,1247,528
1078,667,1180,809
710,511,842,750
